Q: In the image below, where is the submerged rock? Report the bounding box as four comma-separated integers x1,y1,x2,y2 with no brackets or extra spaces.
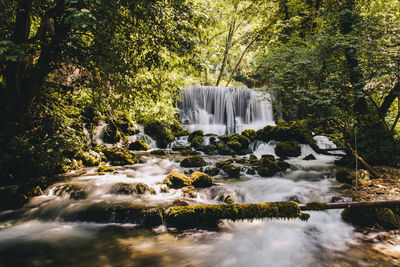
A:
303,154,316,161
53,184,87,200
181,186,197,198
128,140,151,151
150,149,167,156
180,155,206,168
163,171,191,189
190,171,213,188
110,183,155,195
205,167,220,176
274,141,301,159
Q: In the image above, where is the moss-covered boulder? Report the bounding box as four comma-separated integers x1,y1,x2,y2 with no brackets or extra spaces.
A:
53,184,87,200
143,121,175,148
258,158,281,177
216,142,235,155
188,130,204,142
275,141,301,159
102,147,137,166
74,150,101,167
341,206,400,229
190,135,204,148
171,123,189,137
180,155,206,168
222,164,241,178
224,195,234,204
129,140,151,151
190,171,213,188
276,160,290,171
242,129,257,142
249,154,258,165
163,171,191,188
173,146,199,156
227,140,242,151
181,186,197,198
197,145,217,155
97,166,116,173
110,183,154,195
218,134,231,143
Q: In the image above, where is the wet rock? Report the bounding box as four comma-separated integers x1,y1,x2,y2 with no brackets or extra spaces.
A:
275,141,301,159
128,140,151,151
218,134,231,143
249,154,258,164
180,155,206,168
227,140,242,151
143,121,175,148
190,171,213,188
222,164,241,178
150,149,167,156
257,158,281,177
286,195,301,203
303,154,316,161
181,186,197,198
190,135,204,148
173,146,198,155
261,154,275,161
246,167,257,175
163,171,191,189
74,150,101,167
216,160,233,169
103,123,122,144
160,186,170,193
217,142,235,155
205,167,220,176
110,183,154,195
197,145,217,155
233,157,247,164
0,186,26,210
276,160,290,171
53,184,87,200
97,166,116,173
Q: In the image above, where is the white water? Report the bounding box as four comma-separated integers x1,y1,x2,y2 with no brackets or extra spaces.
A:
178,86,274,135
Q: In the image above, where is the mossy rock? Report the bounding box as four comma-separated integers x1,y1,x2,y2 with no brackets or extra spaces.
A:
274,141,301,159
190,171,213,188
227,140,242,151
173,146,199,156
110,183,154,195
205,167,220,176
180,155,206,168
276,160,290,171
241,129,257,142
190,135,204,148
103,123,122,144
222,164,241,178
188,130,204,142
129,140,151,151
231,134,251,148
74,150,101,167
197,145,217,155
143,121,175,148
160,186,170,193
181,186,197,198
165,202,308,229
224,195,234,204
163,171,191,189
150,149,167,156
261,154,275,161
216,160,233,169
335,168,352,184
303,154,316,161
97,166,116,173
102,147,137,166
218,134,231,143
305,202,328,210
258,158,281,177
341,206,400,229
216,142,235,155
53,184,87,200
171,124,189,137
113,117,138,135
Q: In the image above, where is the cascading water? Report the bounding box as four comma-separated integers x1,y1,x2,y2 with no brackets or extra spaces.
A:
178,86,274,135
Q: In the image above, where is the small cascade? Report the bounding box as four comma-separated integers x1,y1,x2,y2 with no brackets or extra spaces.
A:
178,86,274,135
128,126,157,148
92,121,108,145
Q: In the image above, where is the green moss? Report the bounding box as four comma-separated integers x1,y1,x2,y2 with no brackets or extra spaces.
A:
231,134,251,148
74,150,101,167
190,171,213,188
205,167,220,176
222,164,241,177
258,158,281,177
128,140,151,151
102,147,137,166
241,129,257,142
163,171,191,188
227,140,242,151
224,195,234,204
305,202,328,211
188,130,204,142
218,134,231,143
276,160,290,171
143,121,175,148
190,135,204,148
197,145,217,155
180,155,206,168
165,202,307,229
97,166,116,173
275,141,301,159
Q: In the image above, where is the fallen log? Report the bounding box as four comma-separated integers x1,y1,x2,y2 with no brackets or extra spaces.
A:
346,143,380,178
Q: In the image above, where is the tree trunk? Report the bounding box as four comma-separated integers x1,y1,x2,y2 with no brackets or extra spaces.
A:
216,15,236,86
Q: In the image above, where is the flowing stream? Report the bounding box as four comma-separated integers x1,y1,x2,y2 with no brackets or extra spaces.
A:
0,87,397,266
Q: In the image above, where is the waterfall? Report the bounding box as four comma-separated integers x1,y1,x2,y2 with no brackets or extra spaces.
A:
178,86,274,135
